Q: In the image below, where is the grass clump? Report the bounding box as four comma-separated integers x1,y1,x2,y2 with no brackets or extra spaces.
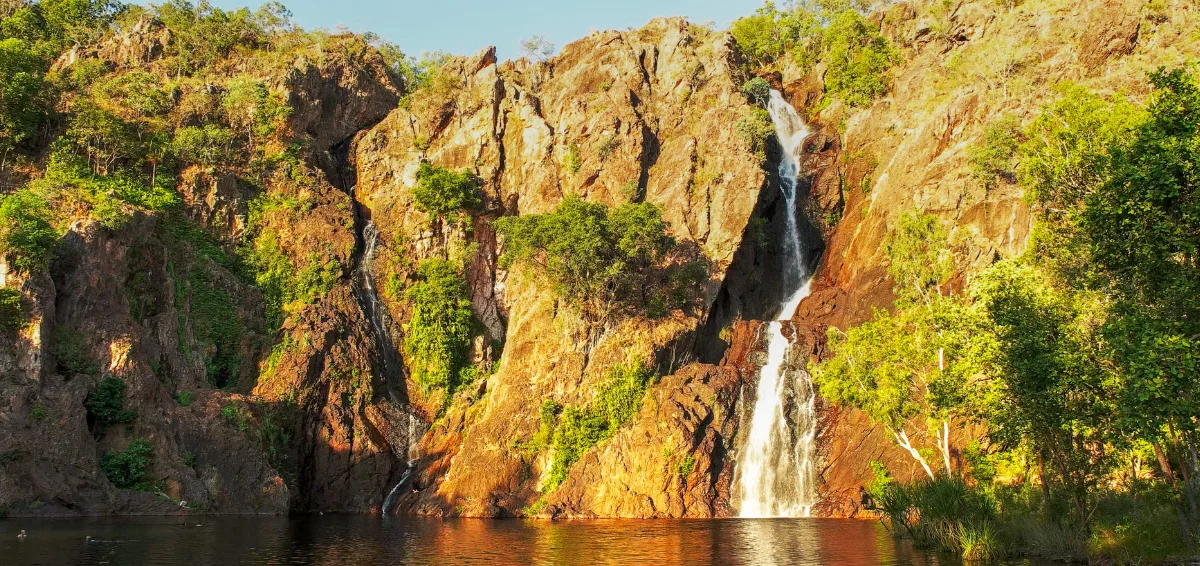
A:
54,326,99,377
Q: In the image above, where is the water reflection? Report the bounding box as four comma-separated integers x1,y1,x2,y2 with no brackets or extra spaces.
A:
1,515,1013,565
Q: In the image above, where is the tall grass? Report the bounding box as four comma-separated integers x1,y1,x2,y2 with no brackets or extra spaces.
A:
871,476,1196,564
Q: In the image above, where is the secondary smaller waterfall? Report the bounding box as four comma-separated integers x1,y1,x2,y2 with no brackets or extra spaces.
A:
735,90,820,518
382,412,424,515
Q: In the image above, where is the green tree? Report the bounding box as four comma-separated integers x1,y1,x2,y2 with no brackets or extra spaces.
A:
816,211,990,478
412,162,480,246
85,375,137,425
970,260,1114,528
403,258,476,392
822,8,896,107
221,78,290,152
730,2,819,70
0,189,58,272
0,38,48,173
495,195,696,322
968,115,1024,188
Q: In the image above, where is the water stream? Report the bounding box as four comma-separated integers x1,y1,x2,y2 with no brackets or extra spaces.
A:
735,90,820,518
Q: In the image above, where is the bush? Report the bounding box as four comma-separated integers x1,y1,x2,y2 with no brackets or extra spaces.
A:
0,287,22,331
543,362,654,491
101,438,153,490
176,391,193,406
735,107,774,162
412,162,480,223
563,143,582,174
85,376,136,425
173,124,236,165
55,326,99,376
0,189,58,272
0,38,49,158
403,258,477,392
969,115,1024,188
495,195,705,322
823,9,896,107
730,2,818,70
741,77,771,107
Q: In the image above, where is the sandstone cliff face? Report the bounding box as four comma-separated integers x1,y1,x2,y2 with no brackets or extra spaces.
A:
5,0,1195,520
352,18,774,517
778,0,1200,516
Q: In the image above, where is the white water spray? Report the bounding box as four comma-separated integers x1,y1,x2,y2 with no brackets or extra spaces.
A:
735,90,819,518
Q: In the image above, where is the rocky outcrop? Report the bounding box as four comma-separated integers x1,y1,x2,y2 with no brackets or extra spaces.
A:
778,0,1196,515
354,18,772,517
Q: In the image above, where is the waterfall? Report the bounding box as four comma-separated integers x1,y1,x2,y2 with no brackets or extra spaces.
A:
735,90,819,518
382,412,424,515
353,218,404,405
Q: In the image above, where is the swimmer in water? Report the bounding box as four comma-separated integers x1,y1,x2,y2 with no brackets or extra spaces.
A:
17,530,26,540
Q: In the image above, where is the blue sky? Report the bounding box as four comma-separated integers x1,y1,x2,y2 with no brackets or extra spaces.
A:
204,0,763,60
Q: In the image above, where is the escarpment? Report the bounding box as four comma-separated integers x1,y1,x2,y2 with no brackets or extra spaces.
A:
3,0,1195,520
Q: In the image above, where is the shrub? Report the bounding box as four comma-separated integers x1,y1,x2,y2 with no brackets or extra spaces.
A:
969,115,1024,188
823,9,896,107
221,78,290,150
0,288,22,331
30,405,45,420
543,362,654,491
0,189,58,272
412,162,480,224
101,438,153,490
563,143,582,174
741,77,771,107
173,124,236,165
495,195,705,322
730,2,818,69
176,391,193,407
55,327,100,376
85,376,136,425
403,258,477,392
0,38,49,159
735,107,774,162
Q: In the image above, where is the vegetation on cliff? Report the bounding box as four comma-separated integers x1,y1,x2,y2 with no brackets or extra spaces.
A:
495,195,707,323
731,0,897,107
816,67,1200,562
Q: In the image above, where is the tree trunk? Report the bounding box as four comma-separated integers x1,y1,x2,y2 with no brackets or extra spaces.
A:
893,428,935,480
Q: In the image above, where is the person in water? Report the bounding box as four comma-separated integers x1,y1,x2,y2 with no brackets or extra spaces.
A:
17,529,26,540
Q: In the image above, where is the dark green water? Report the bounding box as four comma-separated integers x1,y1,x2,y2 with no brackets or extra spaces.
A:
0,516,1016,565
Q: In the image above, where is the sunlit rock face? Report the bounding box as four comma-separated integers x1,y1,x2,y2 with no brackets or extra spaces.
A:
3,0,1190,519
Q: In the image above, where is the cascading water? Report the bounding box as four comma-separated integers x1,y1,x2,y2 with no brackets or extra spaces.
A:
735,90,820,518
382,412,424,515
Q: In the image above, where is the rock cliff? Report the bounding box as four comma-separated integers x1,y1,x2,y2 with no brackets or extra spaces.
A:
2,0,1196,519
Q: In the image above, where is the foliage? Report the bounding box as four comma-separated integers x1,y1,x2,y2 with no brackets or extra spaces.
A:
0,287,21,331
221,78,290,151
730,2,819,70
495,195,705,322
101,438,153,490
0,189,58,271
884,209,952,305
85,376,136,425
0,38,49,160
518,35,555,62
821,8,895,107
176,390,193,407
563,143,581,174
412,162,480,226
740,77,771,107
403,258,477,393
735,107,774,162
543,361,655,492
172,124,235,165
185,267,243,388
969,115,1024,188
54,326,99,376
